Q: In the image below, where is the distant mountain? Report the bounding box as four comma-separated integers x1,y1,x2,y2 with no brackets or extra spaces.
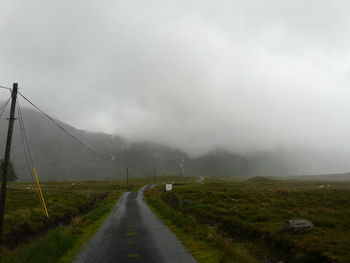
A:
290,173,350,181
0,106,250,181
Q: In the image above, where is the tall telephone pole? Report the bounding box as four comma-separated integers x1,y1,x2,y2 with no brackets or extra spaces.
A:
0,83,18,242
126,166,129,187
153,167,156,184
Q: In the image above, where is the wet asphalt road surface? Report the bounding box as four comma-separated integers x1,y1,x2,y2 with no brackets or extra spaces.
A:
73,186,197,263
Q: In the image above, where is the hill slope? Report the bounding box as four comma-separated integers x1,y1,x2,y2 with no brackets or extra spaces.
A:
0,106,249,181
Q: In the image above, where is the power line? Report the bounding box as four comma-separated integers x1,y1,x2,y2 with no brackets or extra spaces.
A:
0,97,11,119
0,96,12,154
18,92,112,164
13,90,146,176
17,100,35,179
0,86,11,91
17,99,34,166
128,167,144,176
17,99,49,217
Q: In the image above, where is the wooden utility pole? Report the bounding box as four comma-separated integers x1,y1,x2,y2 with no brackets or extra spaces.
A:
153,167,156,184
126,166,129,187
0,83,18,242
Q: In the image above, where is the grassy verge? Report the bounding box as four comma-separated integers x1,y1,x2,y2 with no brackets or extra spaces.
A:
148,179,350,262
0,189,123,263
145,187,258,263
2,181,125,248
0,176,191,262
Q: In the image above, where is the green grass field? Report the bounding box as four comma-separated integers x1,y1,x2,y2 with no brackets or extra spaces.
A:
0,180,130,263
3,176,348,262
0,175,195,263
2,181,125,247
146,178,350,263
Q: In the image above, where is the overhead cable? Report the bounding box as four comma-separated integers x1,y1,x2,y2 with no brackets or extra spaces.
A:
0,97,11,119
18,92,112,164
17,100,35,180
0,86,11,91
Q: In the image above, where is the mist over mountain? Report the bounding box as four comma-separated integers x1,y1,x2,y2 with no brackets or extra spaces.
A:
2,1,350,170
2,105,350,181
0,106,256,181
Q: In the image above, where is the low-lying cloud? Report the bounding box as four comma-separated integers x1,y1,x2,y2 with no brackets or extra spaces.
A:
1,0,350,174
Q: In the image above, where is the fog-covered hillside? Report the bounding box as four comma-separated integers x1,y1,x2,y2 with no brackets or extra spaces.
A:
0,106,252,181
2,105,348,181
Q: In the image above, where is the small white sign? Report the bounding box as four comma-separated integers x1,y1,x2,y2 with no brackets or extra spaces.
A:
166,184,173,191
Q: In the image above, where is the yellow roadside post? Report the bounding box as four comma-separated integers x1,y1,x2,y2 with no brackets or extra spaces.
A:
33,168,49,217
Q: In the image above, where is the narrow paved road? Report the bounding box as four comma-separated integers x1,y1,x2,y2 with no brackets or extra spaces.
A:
73,186,197,263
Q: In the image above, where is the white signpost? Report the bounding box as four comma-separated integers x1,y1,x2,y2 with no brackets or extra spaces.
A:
165,184,173,191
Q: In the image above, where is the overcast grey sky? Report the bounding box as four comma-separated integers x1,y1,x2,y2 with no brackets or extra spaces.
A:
1,0,350,170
